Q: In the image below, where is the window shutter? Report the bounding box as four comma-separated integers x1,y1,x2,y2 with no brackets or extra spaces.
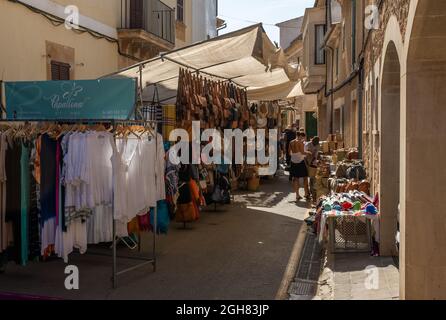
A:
51,61,71,80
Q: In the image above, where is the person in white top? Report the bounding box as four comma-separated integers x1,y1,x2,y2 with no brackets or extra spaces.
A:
289,132,312,202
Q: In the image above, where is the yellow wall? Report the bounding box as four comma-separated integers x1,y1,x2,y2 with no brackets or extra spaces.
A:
52,0,120,27
0,0,120,81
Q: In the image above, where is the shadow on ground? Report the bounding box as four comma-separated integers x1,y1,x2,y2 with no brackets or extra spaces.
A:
0,175,308,300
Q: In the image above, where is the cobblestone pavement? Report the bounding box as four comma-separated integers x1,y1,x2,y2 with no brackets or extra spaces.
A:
317,253,400,300
288,226,400,300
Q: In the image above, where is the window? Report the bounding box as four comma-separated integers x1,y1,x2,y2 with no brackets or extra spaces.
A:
129,0,144,29
314,24,326,65
335,47,339,77
51,61,70,80
351,0,357,68
342,21,346,52
177,0,184,22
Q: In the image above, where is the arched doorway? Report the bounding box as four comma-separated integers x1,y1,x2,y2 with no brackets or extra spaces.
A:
404,0,446,299
380,41,401,257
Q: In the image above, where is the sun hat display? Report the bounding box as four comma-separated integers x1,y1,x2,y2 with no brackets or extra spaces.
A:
250,103,258,114
258,102,268,118
365,203,378,215
333,204,342,212
257,117,267,128
353,201,362,211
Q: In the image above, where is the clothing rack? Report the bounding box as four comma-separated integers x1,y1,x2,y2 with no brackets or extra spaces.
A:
0,118,160,289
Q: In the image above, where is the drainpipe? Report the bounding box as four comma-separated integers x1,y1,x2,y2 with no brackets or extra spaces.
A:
358,58,364,157
325,45,335,135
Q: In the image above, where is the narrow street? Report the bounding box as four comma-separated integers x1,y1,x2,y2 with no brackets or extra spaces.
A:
0,174,307,300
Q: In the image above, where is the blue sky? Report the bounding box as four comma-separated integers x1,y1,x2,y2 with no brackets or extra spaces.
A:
218,0,315,45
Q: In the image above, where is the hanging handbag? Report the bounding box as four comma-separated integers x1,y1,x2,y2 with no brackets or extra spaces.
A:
175,203,197,223
198,76,208,108
212,185,223,203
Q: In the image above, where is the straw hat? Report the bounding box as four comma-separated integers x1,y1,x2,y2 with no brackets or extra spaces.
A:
258,103,268,118
257,117,267,128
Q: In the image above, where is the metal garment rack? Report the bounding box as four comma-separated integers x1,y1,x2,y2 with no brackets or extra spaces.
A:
0,118,159,289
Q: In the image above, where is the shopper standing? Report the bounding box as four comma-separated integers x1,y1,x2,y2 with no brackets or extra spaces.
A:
289,132,311,201
284,124,297,181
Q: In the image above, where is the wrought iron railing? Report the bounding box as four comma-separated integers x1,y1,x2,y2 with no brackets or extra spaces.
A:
120,0,175,44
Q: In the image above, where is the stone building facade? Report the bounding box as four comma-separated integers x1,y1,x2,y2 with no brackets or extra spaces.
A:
302,0,446,300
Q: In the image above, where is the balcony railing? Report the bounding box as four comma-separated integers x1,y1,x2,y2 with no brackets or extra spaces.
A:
120,0,175,44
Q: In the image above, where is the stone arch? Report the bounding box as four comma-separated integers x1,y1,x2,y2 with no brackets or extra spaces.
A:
401,0,446,300
379,39,401,258
376,15,404,262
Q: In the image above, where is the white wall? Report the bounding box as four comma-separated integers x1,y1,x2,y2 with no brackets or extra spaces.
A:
191,0,217,43
278,18,302,50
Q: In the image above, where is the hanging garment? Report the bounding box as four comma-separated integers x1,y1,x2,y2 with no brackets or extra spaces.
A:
40,134,58,256
138,212,151,232
150,200,170,234
5,138,22,263
87,206,113,245
0,133,8,253
165,155,179,197
28,139,41,259
20,143,31,266
112,133,166,225
163,105,176,141
61,131,114,261
61,219,87,264
40,134,57,222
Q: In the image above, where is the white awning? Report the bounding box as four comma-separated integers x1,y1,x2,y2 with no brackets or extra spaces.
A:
108,24,303,104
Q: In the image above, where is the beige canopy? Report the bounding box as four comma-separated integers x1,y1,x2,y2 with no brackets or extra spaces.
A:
109,24,303,104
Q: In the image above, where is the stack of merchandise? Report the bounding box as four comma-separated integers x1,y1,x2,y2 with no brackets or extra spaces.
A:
314,160,331,199
332,148,360,164
317,191,379,217
327,134,344,154
313,191,380,244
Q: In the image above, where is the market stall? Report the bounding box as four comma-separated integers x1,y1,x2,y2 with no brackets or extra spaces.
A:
107,24,303,204
306,134,379,256
0,79,170,288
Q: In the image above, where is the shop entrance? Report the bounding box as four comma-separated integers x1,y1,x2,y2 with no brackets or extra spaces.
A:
379,41,400,257
305,111,318,140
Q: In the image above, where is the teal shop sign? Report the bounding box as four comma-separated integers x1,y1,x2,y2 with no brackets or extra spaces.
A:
5,79,136,120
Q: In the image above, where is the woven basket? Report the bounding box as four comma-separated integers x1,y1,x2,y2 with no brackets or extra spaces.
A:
247,177,260,191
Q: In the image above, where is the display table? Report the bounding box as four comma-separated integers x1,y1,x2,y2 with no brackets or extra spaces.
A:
319,211,379,254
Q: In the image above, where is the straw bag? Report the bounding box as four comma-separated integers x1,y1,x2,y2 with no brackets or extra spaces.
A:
307,164,317,178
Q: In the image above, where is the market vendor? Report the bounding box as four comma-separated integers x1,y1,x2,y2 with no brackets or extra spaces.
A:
305,136,321,166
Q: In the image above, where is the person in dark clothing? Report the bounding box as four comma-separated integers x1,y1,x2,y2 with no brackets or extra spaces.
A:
283,124,297,181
